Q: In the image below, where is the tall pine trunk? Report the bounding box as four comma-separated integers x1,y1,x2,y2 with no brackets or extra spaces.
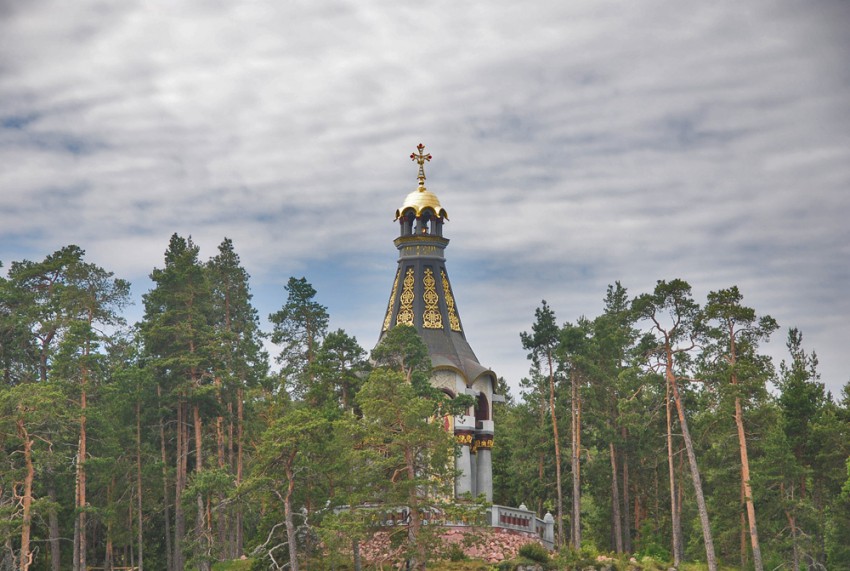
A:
157,385,174,571
135,399,144,571
570,369,581,549
621,428,632,553
740,479,748,568
77,359,88,571
782,482,800,571
404,447,425,571
174,399,186,571
76,461,85,571
537,395,546,516
634,487,642,543
665,378,682,567
227,401,236,558
73,513,79,571
215,379,227,558
193,404,210,571
609,441,623,553
17,418,34,571
129,491,135,569
48,482,59,571
729,332,764,571
547,352,565,547
76,427,86,571
283,454,300,571
105,475,115,571
74,312,95,571
736,393,763,571
667,358,717,571
236,387,245,556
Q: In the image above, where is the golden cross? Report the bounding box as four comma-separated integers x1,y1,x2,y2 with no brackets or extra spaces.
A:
410,143,432,187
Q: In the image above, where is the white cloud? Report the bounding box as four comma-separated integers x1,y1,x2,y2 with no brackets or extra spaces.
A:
1,0,848,394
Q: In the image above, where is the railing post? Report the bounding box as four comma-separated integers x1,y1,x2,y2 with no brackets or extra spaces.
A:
490,505,500,527
543,511,555,550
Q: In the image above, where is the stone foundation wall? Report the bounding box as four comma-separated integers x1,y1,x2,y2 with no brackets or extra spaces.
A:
358,526,544,566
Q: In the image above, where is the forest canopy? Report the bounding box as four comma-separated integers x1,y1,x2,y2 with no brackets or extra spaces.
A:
1,236,849,571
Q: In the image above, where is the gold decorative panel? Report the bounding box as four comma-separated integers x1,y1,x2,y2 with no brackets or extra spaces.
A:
382,268,400,332
441,269,461,332
422,267,442,329
472,436,494,453
456,433,473,446
396,267,415,326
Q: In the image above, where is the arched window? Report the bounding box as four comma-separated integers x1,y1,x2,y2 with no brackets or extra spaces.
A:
418,211,432,235
401,211,415,236
475,392,490,425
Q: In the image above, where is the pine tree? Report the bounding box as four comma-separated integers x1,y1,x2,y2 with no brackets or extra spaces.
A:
269,277,329,398
703,286,777,571
207,238,268,559
825,391,850,566
3,245,130,571
366,324,470,569
521,301,566,548
355,370,455,570
0,262,38,385
558,319,592,550
634,279,717,571
776,328,848,568
310,329,368,413
141,234,215,571
0,381,71,571
591,282,638,553
492,377,552,512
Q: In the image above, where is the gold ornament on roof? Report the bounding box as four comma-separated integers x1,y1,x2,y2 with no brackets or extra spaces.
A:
441,269,462,332
382,268,400,332
422,268,443,329
396,267,415,326
410,143,432,188
395,144,448,221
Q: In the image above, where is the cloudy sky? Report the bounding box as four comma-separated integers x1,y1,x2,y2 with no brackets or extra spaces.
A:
2,1,849,396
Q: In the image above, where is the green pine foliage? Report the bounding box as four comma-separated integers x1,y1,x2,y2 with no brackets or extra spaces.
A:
2,240,849,571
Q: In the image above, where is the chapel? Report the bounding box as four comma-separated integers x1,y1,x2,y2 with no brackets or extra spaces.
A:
376,144,499,501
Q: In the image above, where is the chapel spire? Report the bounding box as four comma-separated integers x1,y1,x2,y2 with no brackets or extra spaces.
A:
380,144,491,388
395,144,447,236
376,144,498,500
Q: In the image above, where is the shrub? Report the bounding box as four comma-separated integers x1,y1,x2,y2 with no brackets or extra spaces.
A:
448,542,467,561
518,541,550,564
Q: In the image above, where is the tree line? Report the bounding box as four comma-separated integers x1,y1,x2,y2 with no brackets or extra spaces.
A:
1,236,849,570
500,282,850,570
0,235,473,571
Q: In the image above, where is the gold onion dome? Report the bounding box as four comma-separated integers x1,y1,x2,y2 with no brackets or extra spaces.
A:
395,187,447,220
394,143,448,220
